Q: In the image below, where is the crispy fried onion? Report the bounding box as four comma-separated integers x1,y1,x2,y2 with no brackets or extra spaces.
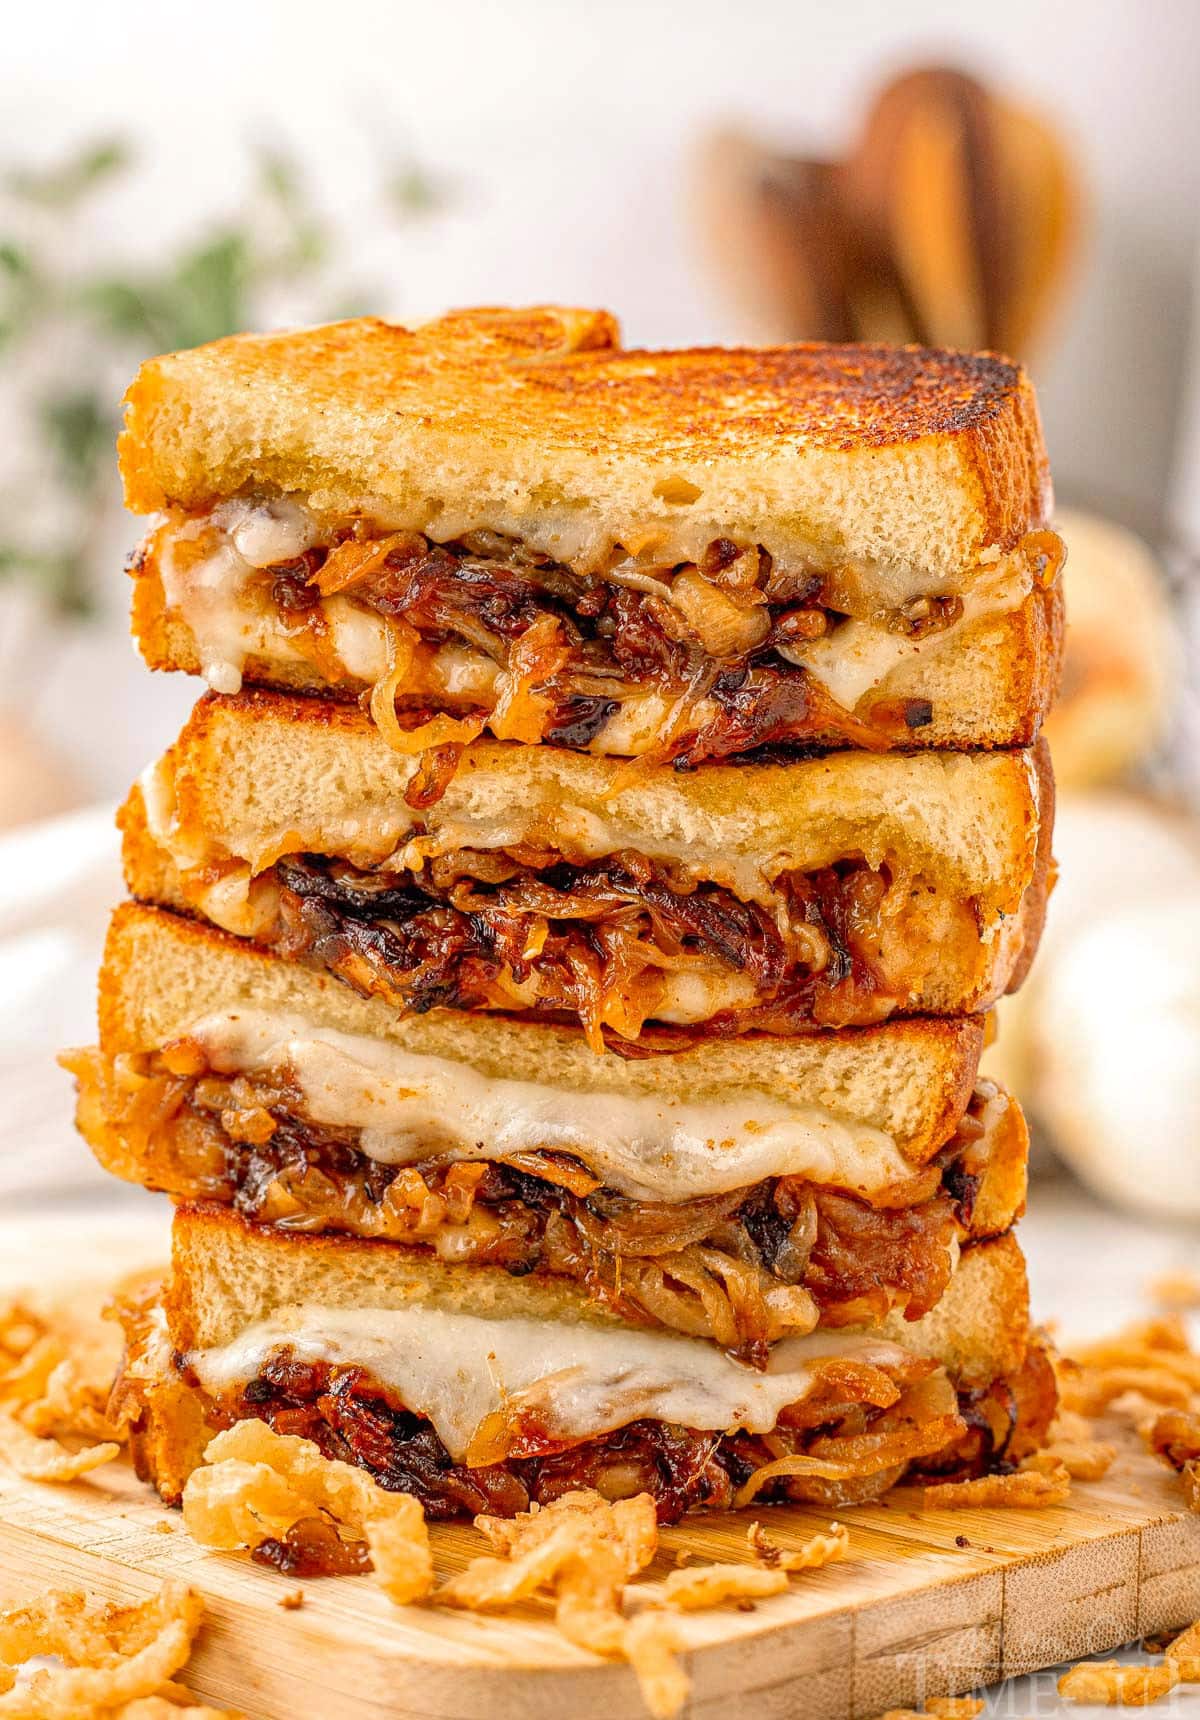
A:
745,1519,849,1570
657,1522,847,1609
876,1704,984,1720
1060,1315,1200,1430
181,1421,432,1600
658,1563,787,1607
1146,1408,1200,1511
923,1456,1072,1510
1147,1270,1200,1311
441,1491,687,1717
1163,1619,1200,1681
0,1580,233,1718
1058,1659,1181,1706
439,1489,850,1714
0,1294,124,1483
1039,1408,1117,1481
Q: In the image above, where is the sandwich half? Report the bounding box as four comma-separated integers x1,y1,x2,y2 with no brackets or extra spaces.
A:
67,903,1027,1364
123,691,1054,1045
121,307,1064,761
114,1205,1056,1518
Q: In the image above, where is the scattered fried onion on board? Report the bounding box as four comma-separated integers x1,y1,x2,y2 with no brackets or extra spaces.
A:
439,1491,686,1719
440,1490,851,1718
178,1429,855,1720
0,1578,243,1717
1058,1314,1200,1512
875,1701,984,1719
0,1296,125,1483
1146,1270,1200,1311
746,1520,850,1571
659,1564,788,1609
1059,1316,1200,1418
1145,1408,1200,1513
923,1457,1072,1510
181,1422,432,1603
1057,1659,1181,1705
1163,1619,1200,1680
1037,1408,1117,1481
1052,1601,1200,1706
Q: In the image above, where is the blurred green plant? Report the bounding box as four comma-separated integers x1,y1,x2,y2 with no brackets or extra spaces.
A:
0,136,447,617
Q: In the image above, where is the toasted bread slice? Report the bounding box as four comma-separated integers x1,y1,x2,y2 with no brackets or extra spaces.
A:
120,308,1050,587
135,689,1050,902
95,902,986,1179
117,1209,1044,1508
121,690,1054,1036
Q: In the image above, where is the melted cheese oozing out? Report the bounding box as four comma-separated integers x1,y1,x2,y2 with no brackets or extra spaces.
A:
182,1008,916,1201
788,562,1031,711
156,500,1033,740
190,1302,912,1460
158,498,319,695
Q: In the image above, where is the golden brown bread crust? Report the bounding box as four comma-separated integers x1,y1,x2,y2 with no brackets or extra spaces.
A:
119,311,1046,505
969,1096,1029,1236
1003,734,1056,997
95,901,987,1165
120,308,1040,460
118,308,1051,587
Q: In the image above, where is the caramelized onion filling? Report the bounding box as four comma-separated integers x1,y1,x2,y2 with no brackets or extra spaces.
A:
203,846,963,1045
143,510,1056,788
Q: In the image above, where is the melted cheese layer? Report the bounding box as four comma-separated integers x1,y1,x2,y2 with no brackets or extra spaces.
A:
190,1302,911,1460
787,560,1031,711
182,1008,917,1201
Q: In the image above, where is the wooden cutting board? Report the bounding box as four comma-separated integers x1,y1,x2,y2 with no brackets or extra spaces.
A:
0,1433,1196,1720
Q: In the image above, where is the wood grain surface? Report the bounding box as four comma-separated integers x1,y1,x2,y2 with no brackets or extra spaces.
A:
0,1430,1195,1720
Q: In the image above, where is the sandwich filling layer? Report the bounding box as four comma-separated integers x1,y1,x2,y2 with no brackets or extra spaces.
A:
142,840,1015,1044
135,499,1063,773
119,1293,1057,1523
69,1027,1018,1361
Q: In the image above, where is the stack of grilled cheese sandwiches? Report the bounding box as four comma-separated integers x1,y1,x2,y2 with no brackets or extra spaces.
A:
65,307,1062,1521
